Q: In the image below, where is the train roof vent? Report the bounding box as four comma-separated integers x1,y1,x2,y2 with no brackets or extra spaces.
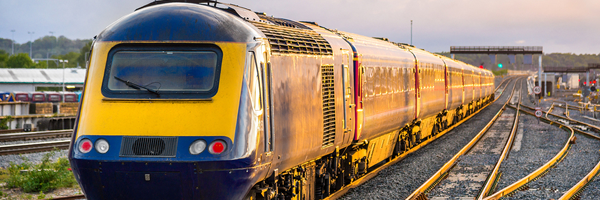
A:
120,136,177,157
258,15,311,29
251,22,333,55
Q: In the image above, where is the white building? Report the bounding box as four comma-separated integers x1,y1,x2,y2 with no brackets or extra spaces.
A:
0,68,86,92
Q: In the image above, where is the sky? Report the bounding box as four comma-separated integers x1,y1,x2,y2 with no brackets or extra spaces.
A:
1,0,599,54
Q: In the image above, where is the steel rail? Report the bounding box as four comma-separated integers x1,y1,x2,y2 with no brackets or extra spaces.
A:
482,106,576,200
0,130,73,142
328,78,518,200
520,104,600,139
0,140,71,155
405,77,520,200
49,194,86,200
0,129,25,134
559,159,600,200
477,79,523,200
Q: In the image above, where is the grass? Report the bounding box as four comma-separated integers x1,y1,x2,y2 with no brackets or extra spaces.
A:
3,151,77,193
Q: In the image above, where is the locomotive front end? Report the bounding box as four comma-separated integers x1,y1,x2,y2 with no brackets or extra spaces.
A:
69,3,269,199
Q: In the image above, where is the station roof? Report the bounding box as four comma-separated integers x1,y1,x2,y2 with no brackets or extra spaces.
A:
0,68,86,84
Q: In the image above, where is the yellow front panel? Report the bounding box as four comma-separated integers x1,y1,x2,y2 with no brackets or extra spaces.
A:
76,41,246,142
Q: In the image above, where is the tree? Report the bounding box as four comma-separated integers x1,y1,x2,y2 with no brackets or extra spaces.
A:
77,41,92,67
6,53,33,68
0,49,8,68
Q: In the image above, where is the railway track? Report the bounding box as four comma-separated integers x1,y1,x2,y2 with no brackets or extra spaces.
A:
329,76,517,200
0,140,71,155
0,129,73,142
478,105,575,199
331,77,516,199
405,77,522,200
0,128,26,134
510,104,600,199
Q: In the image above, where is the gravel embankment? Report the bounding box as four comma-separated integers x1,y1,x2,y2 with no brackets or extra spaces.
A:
0,150,69,168
499,81,600,199
503,128,600,199
340,77,517,199
0,136,71,168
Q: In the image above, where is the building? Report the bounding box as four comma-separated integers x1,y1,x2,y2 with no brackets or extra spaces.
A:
0,68,86,92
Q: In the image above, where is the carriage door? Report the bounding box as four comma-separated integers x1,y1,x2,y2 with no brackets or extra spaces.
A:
461,68,465,104
341,49,354,144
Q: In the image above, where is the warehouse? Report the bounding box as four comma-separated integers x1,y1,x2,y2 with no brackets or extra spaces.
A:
0,68,86,92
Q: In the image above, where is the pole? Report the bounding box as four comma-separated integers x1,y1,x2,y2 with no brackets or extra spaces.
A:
62,60,66,92
538,54,542,99
544,73,547,96
410,20,413,45
11,30,15,55
586,71,590,86
28,31,34,58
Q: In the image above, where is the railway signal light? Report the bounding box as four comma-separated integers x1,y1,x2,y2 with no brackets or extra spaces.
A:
498,63,503,68
479,65,483,69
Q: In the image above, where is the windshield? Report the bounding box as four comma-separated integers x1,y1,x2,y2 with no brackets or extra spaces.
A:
102,45,222,99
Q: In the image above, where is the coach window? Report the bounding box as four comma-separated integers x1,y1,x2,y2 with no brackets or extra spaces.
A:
247,52,262,111
387,68,392,94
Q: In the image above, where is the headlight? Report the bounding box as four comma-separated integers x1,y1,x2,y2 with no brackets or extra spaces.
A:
189,140,207,155
95,139,110,154
79,139,93,153
208,140,226,155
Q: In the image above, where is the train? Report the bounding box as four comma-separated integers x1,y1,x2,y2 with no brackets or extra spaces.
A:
0,91,81,103
68,1,495,199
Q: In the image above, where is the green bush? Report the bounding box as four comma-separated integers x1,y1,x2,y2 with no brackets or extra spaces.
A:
0,116,12,130
5,151,77,193
492,69,508,76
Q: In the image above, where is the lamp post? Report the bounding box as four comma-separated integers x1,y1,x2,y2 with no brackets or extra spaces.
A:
27,31,35,58
60,60,68,92
11,30,15,55
48,31,54,68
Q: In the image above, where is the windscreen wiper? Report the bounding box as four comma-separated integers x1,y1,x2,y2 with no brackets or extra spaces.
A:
114,76,160,97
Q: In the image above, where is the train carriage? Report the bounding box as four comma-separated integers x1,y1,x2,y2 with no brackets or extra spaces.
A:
69,1,494,200
439,57,466,124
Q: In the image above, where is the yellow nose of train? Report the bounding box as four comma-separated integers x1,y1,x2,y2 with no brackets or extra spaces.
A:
69,2,267,199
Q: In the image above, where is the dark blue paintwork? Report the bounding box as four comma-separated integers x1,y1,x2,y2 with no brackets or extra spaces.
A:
71,159,265,199
70,135,267,199
96,3,258,43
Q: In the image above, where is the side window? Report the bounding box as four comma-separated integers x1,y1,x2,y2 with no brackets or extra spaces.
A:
375,67,380,96
386,67,391,94
247,52,262,111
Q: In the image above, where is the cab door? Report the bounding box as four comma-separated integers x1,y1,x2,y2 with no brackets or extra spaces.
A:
252,40,274,171
341,49,355,144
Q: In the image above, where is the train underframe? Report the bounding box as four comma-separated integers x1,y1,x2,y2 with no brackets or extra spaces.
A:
246,94,495,200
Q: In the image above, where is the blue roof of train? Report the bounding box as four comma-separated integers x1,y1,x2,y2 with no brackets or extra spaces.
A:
96,3,258,42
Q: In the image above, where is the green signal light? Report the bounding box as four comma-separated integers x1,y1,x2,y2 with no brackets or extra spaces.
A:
498,63,503,68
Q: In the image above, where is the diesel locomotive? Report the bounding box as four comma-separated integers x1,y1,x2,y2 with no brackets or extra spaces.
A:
69,1,495,199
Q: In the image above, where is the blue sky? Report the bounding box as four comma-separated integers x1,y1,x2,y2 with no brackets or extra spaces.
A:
1,0,599,54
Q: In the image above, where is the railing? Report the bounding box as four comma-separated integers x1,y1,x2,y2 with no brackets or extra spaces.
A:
450,46,543,54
